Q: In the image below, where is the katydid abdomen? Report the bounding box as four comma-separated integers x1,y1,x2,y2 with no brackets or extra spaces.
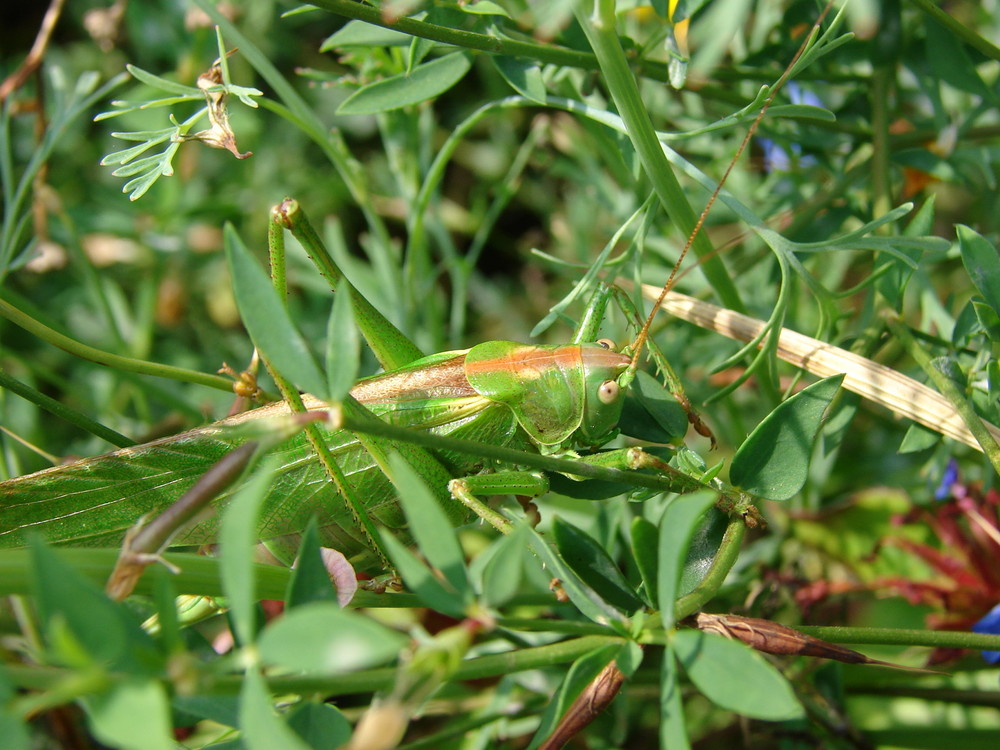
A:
0,341,630,565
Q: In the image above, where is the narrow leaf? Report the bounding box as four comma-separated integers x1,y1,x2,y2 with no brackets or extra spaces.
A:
285,517,338,609
477,523,529,608
492,56,547,103
0,667,31,750
287,703,351,750
385,453,471,599
660,641,690,750
673,630,803,721
525,524,625,626
224,224,328,398
219,458,279,646
552,517,643,614
326,281,360,400
730,375,844,501
338,53,472,115
620,370,688,442
239,667,312,750
29,540,161,674
657,491,718,630
379,531,467,618
630,516,659,607
125,64,201,96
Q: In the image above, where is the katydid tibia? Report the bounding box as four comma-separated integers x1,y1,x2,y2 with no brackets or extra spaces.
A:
0,199,709,572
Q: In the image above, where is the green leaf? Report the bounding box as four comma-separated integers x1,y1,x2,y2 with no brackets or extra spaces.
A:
656,491,718,629
287,703,352,750
620,370,689,442
477,523,529,608
325,283,361,400
730,375,844,501
492,56,547,103
551,517,643,614
958,225,1000,319
0,667,30,750
379,531,467,618
527,644,622,750
29,539,161,674
220,458,279,646
673,630,803,721
660,641,690,750
125,64,201,96
460,1,511,17
239,667,313,750
525,524,625,626
630,516,659,607
224,224,328,398
972,300,1000,343
285,517,338,609
338,53,472,115
321,20,413,50
386,453,471,599
924,19,995,101
83,680,175,750
258,602,406,675
678,506,728,597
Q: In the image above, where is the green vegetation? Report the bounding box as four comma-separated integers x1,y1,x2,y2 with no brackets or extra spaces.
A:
1,1,998,748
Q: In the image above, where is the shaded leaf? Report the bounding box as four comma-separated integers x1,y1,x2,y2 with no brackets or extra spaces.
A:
552,517,643,614
657,491,718,629
386,453,471,599
220,458,280,646
493,56,546,103
730,375,844,501
239,667,312,750
958,225,1000,318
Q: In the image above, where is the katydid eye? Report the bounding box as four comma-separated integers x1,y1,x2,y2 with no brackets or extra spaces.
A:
597,379,619,404
597,338,617,351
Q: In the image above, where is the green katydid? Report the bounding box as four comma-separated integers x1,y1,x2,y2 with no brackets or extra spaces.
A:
0,0,831,577
0,196,721,572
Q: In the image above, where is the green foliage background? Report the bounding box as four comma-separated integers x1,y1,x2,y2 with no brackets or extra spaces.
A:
1,1,999,748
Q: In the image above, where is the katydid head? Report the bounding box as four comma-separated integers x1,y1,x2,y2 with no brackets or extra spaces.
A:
575,341,631,447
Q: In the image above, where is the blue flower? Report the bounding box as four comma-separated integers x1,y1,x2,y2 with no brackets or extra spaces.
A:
972,604,1000,664
934,458,959,500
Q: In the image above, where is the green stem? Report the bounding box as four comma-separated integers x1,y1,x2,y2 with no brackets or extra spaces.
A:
3,634,624,697
795,625,1000,651
0,548,415,608
576,0,743,312
0,296,234,392
673,513,747,619
0,367,135,448
885,314,1000,471
906,0,1000,60
310,0,612,74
